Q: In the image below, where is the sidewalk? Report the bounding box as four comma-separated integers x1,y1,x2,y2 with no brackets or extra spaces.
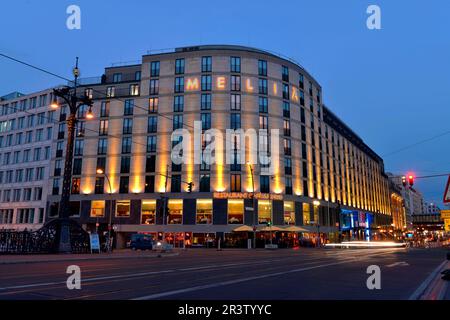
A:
0,249,179,265
409,260,450,300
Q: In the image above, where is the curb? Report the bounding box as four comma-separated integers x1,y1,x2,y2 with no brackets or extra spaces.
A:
409,260,449,300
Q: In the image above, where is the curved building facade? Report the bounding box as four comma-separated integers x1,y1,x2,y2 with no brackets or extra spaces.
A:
45,45,392,247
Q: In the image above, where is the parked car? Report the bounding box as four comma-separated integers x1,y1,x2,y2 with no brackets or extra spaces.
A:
129,234,153,251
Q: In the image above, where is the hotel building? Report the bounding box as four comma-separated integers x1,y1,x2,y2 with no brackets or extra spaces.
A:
2,45,393,246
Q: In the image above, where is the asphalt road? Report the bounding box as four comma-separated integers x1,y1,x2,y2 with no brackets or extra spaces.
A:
0,247,447,300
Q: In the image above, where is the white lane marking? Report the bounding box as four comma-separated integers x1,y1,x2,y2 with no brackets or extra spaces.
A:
409,260,448,300
133,250,398,300
386,261,409,268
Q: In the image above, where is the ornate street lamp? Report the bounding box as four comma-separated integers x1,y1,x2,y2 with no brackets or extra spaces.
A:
48,57,94,253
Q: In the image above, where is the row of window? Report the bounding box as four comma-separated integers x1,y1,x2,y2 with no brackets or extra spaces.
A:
0,93,51,116
0,167,45,184
0,208,45,225
0,187,44,203
0,146,51,166
0,126,53,148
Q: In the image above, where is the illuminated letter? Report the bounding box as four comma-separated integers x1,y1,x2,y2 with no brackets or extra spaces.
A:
291,87,299,102
246,78,254,92
186,78,199,91
217,77,226,90
273,83,278,95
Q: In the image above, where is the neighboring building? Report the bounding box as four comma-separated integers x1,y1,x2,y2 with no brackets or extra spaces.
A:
0,89,55,231
43,45,391,247
388,178,406,230
388,173,425,230
423,202,441,215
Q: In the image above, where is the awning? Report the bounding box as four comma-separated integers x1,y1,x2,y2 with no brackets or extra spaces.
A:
283,226,310,232
232,225,254,232
258,226,283,232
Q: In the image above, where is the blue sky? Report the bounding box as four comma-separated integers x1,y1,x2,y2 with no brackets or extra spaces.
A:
1,0,449,206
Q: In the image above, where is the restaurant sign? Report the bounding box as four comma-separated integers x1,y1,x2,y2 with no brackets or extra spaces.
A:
213,192,283,201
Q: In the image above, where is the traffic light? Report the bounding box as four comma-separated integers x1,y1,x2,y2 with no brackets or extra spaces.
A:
187,182,193,193
267,221,272,227
408,175,414,187
401,176,407,187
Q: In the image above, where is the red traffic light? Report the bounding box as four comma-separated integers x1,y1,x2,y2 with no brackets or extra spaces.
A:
408,175,414,186
401,176,407,187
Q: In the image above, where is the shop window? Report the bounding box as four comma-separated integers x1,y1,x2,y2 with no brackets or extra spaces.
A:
284,201,295,225
228,199,244,224
116,200,130,217
258,200,272,224
141,200,156,225
168,199,183,224
196,199,212,224
91,200,105,218
303,203,310,225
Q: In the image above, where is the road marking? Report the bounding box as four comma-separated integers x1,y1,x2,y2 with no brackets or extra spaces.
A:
133,250,398,300
409,260,448,300
386,261,409,268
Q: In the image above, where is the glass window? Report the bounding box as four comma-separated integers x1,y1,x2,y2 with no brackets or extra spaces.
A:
174,77,184,93
201,94,211,110
149,97,158,113
196,199,212,224
259,97,268,113
150,61,160,77
258,200,272,224
201,75,212,91
228,199,243,224
168,199,183,224
91,201,105,217
260,176,270,193
230,174,241,192
174,96,184,112
231,94,241,110
202,56,212,72
141,200,156,224
116,200,130,217
230,56,241,73
302,203,310,225
175,58,185,74
258,60,267,76
231,75,241,91
284,201,295,225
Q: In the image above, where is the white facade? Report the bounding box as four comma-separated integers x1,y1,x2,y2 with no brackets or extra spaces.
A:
0,89,55,231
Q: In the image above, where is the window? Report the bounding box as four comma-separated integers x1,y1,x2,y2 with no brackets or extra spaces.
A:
303,203,311,225
285,157,292,175
201,113,211,130
173,96,184,112
258,200,272,224
116,200,130,216
124,99,134,115
130,84,140,96
73,158,82,175
135,71,141,81
95,177,104,194
260,176,270,193
196,199,212,224
106,86,115,98
173,115,183,130
259,115,268,130
71,178,81,194
122,137,132,154
52,178,60,195
174,77,184,93
284,201,295,225
283,84,290,100
141,200,156,224
98,138,108,155
202,56,212,72
230,94,241,110
150,61,160,77
113,73,122,83
175,58,185,74
145,155,156,172
230,174,241,192
168,199,183,224
119,177,129,194
120,156,131,173
230,57,241,73
228,199,243,224
99,120,108,135
150,79,159,95
146,136,157,153
258,60,267,76
199,174,210,192
299,73,304,89
96,157,106,172
201,75,212,91
230,113,241,130
258,78,268,94
149,97,158,113
91,201,105,217
231,75,241,91
201,94,211,110
283,102,290,118
74,140,84,156
284,119,291,136
171,175,181,193
282,66,289,82
123,118,133,134
259,97,268,113
145,176,155,193
284,139,291,155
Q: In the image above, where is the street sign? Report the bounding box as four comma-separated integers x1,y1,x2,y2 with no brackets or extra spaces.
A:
445,219,450,232
441,210,450,220
444,176,450,204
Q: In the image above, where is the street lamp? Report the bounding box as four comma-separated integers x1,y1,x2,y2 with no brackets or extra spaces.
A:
49,57,94,253
247,161,257,249
96,169,113,252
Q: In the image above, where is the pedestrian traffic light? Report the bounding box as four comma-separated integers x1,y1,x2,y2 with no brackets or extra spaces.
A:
187,182,193,193
401,176,407,187
408,175,414,187
267,221,272,227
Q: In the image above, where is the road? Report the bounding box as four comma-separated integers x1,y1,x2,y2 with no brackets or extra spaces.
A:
0,247,448,300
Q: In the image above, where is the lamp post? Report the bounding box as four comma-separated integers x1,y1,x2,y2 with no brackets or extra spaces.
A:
247,162,256,249
51,57,94,253
96,169,113,252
